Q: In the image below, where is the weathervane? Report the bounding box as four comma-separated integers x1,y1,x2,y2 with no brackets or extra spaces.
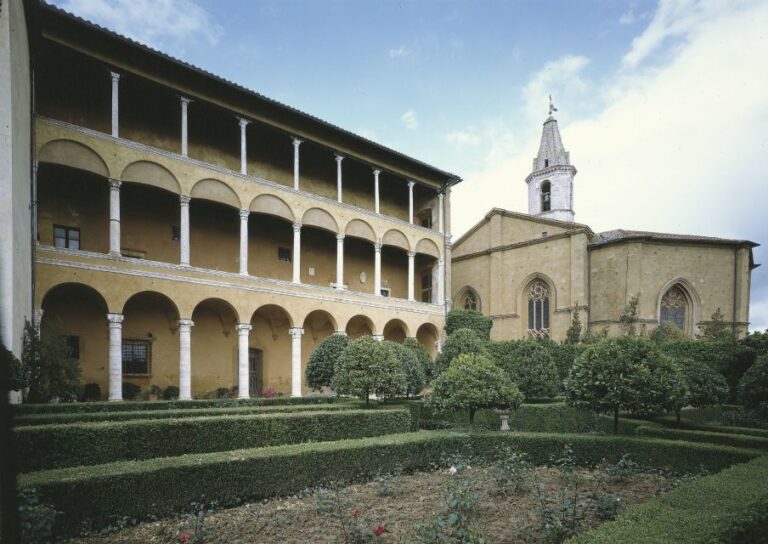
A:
549,94,558,116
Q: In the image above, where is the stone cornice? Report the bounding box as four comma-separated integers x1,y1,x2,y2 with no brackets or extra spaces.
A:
452,229,591,263
525,164,577,184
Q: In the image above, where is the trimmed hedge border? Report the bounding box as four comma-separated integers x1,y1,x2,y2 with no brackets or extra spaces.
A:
14,401,368,427
568,454,768,544
635,425,768,451
19,431,762,537
15,408,411,472
13,395,336,415
652,416,768,439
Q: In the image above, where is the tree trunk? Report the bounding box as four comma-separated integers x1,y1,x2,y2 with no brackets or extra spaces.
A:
365,393,369,406
613,406,619,434
676,409,681,426
469,408,476,427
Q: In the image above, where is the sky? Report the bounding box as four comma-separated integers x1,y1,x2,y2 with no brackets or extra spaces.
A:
53,0,768,331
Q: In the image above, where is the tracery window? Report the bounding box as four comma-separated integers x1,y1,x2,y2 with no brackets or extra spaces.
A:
527,280,550,338
541,181,551,212
660,286,687,330
464,291,478,311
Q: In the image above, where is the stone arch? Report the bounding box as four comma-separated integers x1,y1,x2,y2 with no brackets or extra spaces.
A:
301,309,338,334
382,228,411,251
383,318,409,343
250,303,296,396
302,310,338,345
41,282,109,315
344,218,377,243
302,207,338,233
250,193,295,222
416,322,440,358
122,291,181,321
415,238,440,258
121,160,181,194
38,139,109,177
191,297,241,329
191,178,241,208
251,304,295,332
518,273,556,338
656,277,701,335
455,285,482,312
345,314,376,338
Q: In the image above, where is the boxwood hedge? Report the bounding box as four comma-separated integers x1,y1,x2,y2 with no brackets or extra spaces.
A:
652,415,768,439
19,431,761,537
635,425,768,451
16,408,411,472
568,454,768,544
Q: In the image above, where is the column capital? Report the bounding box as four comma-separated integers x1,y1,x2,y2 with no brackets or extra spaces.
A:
336,233,345,241
177,318,195,329
407,250,416,258
289,327,304,339
334,330,348,336
292,137,303,147
372,168,381,176
374,242,382,252
107,178,122,190
237,117,251,128
179,195,191,205
438,191,445,200
110,71,121,82
293,222,302,232
335,153,345,163
107,313,124,325
372,334,384,341
239,209,250,219
407,180,416,189
180,96,192,106
236,323,252,334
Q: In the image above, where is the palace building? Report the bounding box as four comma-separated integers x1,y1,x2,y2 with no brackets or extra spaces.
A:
0,1,458,400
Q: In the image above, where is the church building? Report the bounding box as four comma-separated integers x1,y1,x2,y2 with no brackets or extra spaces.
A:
451,106,758,341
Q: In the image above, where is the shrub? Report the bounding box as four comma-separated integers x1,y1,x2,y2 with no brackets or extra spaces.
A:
548,341,583,386
15,408,412,472
493,339,560,399
740,329,768,358
387,341,425,397
427,353,522,426
634,425,768,451
677,358,729,421
649,322,689,344
163,385,180,400
333,336,406,404
739,355,768,409
565,309,583,345
699,307,737,342
17,488,59,544
403,337,435,382
3,343,28,392
444,309,493,340
81,383,101,402
23,320,81,403
433,328,488,379
306,333,349,391
122,382,141,401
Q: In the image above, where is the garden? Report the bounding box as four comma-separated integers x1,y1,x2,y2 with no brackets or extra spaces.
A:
4,304,768,543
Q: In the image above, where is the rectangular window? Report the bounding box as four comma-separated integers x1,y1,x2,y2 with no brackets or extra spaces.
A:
122,339,151,375
380,288,391,298
277,247,292,262
421,274,433,303
65,335,80,359
53,225,80,250
418,210,433,229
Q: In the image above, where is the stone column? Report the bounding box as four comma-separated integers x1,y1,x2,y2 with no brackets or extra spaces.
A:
179,195,191,266
289,327,304,397
335,234,345,289
107,313,124,401
407,251,416,302
178,319,194,400
408,181,415,224
180,97,191,157
292,222,302,284
236,324,252,398
437,258,445,306
373,169,381,214
110,72,120,138
335,154,344,203
438,192,445,233
292,138,302,190
374,242,382,296
238,117,250,175
372,334,384,341
239,209,249,275
108,178,121,257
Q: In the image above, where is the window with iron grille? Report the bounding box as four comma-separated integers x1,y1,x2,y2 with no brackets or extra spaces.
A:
421,274,433,303
122,339,151,375
53,225,80,250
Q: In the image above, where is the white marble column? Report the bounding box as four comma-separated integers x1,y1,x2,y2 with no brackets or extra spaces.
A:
373,169,381,214
372,334,384,342
407,251,416,302
292,138,302,190
178,319,194,400
236,323,252,398
179,195,191,266
437,258,445,306
289,327,304,397
180,97,191,157
238,118,250,175
335,154,344,202
438,192,445,233
335,234,345,289
374,242,382,296
110,72,120,138
107,313,124,401
239,209,249,275
292,222,302,284
408,181,415,224
108,178,121,257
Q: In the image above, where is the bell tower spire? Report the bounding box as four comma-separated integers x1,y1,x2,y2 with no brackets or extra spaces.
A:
525,97,577,222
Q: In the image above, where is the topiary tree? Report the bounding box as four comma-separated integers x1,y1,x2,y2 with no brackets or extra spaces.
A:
565,308,583,345
444,309,493,340
432,328,488,379
739,355,768,409
565,336,684,433
332,336,406,404
403,337,435,382
648,322,689,345
387,341,426,397
493,339,559,399
699,308,737,342
23,320,81,403
306,333,349,391
619,294,640,336
675,358,729,423
427,352,522,426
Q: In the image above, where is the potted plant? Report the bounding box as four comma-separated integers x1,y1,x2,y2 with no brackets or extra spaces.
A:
148,384,162,401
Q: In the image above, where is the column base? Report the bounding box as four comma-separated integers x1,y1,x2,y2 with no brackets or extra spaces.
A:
331,283,347,290
108,251,121,258
108,396,123,402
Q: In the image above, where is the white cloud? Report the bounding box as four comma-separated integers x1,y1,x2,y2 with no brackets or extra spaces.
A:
445,129,480,147
389,46,410,59
57,0,222,49
521,55,591,121
400,110,419,130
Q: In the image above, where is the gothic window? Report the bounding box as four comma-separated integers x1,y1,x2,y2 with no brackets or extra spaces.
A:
527,280,551,338
541,181,551,212
660,286,687,330
464,291,478,311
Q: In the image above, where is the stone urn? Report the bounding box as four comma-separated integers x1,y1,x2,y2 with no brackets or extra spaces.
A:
494,409,512,432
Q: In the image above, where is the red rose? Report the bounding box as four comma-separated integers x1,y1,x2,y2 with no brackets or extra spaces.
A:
179,533,191,543
352,508,362,517
375,525,386,536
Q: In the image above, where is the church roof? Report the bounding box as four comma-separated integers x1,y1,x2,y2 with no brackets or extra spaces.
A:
533,116,571,172
592,229,758,248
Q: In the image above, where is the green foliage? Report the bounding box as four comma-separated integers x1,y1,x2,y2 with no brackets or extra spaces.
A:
444,309,493,340
493,339,560,399
333,336,406,403
740,329,768,357
565,309,583,344
433,328,489,379
122,382,141,400
619,294,640,336
679,358,729,409
162,385,180,400
17,488,59,544
739,355,768,409
427,353,522,425
403,337,435,382
413,471,487,543
699,307,737,342
23,320,81,403
82,383,101,402
648,322,689,344
564,336,686,433
491,449,531,496
387,341,426,397
634,425,768,451
306,333,349,390
15,408,412,472
2,342,28,392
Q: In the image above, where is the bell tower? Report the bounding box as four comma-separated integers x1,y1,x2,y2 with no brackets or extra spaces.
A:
526,97,577,222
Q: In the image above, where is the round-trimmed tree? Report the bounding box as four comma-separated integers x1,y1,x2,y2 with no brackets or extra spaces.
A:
432,328,488,379
305,333,349,391
332,335,406,404
739,355,768,409
444,309,493,340
493,339,559,399
428,352,522,426
403,337,434,382
675,358,728,422
387,341,426,397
